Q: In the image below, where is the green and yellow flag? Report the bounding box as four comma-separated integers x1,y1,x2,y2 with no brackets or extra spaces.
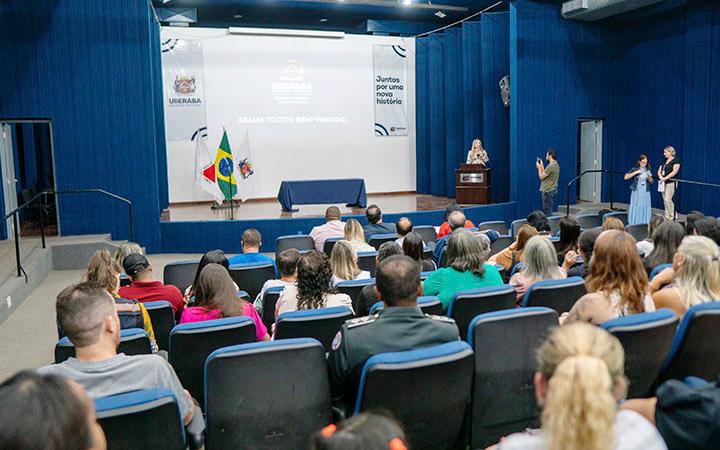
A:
215,129,237,200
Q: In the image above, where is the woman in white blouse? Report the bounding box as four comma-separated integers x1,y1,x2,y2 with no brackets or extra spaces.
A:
330,240,371,285
344,219,375,253
466,138,489,166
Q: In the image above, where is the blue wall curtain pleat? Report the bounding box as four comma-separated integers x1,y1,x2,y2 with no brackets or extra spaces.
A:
150,12,169,212
428,35,447,196
462,22,483,154
444,29,465,197
415,38,431,193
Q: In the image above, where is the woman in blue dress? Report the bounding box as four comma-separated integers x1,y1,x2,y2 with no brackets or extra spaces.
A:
625,154,653,225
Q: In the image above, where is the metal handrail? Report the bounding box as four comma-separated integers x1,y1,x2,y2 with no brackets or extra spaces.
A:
4,189,134,281
565,169,626,216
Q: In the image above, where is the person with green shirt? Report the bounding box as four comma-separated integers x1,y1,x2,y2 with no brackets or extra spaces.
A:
423,229,504,311
536,148,560,216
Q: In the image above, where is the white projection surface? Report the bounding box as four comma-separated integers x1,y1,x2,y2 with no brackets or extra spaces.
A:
162,28,416,202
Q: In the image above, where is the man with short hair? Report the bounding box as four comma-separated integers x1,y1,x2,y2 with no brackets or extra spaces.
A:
310,206,346,252
363,204,395,240
228,229,276,272
118,253,184,319
394,217,414,247
536,148,560,216
327,255,460,414
38,282,202,433
254,248,300,314
433,210,467,264
354,242,403,316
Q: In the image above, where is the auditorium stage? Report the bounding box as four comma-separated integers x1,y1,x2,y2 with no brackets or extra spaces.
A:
161,193,460,222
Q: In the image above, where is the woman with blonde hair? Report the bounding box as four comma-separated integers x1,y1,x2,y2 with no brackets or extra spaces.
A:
344,218,375,253
466,138,489,166
509,236,567,304
602,217,625,231
649,236,720,319
490,224,539,271
497,322,666,450
113,242,143,267
330,240,371,285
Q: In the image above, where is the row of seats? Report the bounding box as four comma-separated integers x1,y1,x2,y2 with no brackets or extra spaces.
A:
88,302,720,449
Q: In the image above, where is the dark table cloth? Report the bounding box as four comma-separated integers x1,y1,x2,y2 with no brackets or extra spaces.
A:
277,179,367,212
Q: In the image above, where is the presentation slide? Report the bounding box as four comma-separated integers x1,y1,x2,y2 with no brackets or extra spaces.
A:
161,28,416,203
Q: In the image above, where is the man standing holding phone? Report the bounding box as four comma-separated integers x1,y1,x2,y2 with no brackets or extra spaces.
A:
536,149,560,216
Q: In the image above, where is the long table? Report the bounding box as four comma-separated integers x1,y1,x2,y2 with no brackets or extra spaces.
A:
277,178,367,212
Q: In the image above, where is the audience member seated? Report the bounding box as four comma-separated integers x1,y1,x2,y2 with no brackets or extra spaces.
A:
254,248,300,311
649,236,720,320
684,210,706,235
555,216,580,264
0,371,106,450
437,203,475,238
394,217,414,246
495,322,666,450
180,264,269,341
563,230,655,324
527,210,552,235
489,224,539,271
363,204,395,240
311,206,346,252
603,216,625,231
424,230,503,311
82,250,157,352
509,236,568,304
404,232,436,272
311,412,407,450
184,249,232,304
330,240,371,285
637,215,665,258
344,218,375,253
565,228,601,278
433,210,467,264
275,251,353,318
228,228,276,272
327,255,459,415
118,253,184,320
38,282,202,431
355,242,403,317
643,221,684,275
113,241,143,268
695,216,720,246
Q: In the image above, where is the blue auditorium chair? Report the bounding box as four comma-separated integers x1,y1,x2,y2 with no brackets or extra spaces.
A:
490,235,514,256
626,223,649,241
521,276,586,313
228,262,276,300
478,220,509,235
603,211,628,225
55,328,151,363
144,300,175,352
414,225,438,244
205,339,331,449
369,296,443,316
510,219,528,237
336,278,375,311
650,263,673,281
353,341,474,449
95,389,186,450
547,215,564,235
119,273,132,287
509,262,525,278
323,236,343,256
169,316,256,404
357,250,378,276
658,302,720,383
275,235,314,259
274,306,354,352
447,285,517,341
163,260,199,292
368,233,398,250
467,307,558,449
260,285,285,333
601,309,678,398
576,213,602,229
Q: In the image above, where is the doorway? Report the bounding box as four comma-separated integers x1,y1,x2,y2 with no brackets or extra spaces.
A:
577,119,603,203
0,120,59,239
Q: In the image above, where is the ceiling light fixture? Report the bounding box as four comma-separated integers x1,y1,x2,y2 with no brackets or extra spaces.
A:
434,10,446,18
319,18,329,22
402,0,412,5
233,14,243,19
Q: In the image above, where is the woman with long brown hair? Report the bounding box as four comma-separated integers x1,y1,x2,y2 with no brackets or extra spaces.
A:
180,263,269,341
489,224,539,271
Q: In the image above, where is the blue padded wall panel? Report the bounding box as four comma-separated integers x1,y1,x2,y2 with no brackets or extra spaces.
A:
444,29,465,197
416,38,431,193
428,35,447,196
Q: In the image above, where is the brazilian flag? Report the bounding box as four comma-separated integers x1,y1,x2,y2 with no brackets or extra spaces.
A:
215,130,237,200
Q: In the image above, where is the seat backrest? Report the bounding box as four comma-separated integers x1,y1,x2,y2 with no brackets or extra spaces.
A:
467,307,559,449
357,251,378,276
478,221,509,235
169,316,256,404
228,263,276,300
510,219,528,237
355,341,474,449
650,263,673,281
119,273,132,287
162,260,199,293
337,278,376,312
490,235,514,256
603,211,628,225
261,286,285,334
414,225,438,244
522,276,586,313
509,262,525,278
205,339,331,449
55,328,152,363
601,309,678,398
659,302,720,383
95,389,186,450
144,301,176,352
547,215,564,235
275,235,314,259
626,223,649,241
368,233,398,250
439,247,448,268
274,306,354,352
576,213,601,230
368,296,443,316
323,236,343,256
448,285,517,341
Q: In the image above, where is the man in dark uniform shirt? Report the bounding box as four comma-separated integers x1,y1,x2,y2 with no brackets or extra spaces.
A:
327,255,460,415
363,204,396,241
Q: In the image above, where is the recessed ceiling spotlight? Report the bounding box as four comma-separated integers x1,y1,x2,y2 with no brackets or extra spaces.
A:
434,10,446,18
402,0,412,5
233,14,243,19
319,18,329,22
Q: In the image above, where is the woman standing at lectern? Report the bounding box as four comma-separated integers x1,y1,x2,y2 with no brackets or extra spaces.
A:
466,138,489,166
625,154,653,225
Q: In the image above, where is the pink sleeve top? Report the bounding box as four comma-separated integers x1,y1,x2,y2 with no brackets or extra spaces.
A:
180,304,268,341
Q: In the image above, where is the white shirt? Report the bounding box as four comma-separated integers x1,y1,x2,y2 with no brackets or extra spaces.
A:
349,240,375,253
332,270,371,286
498,410,667,450
637,240,654,258
309,220,346,252
254,279,295,309
275,284,353,318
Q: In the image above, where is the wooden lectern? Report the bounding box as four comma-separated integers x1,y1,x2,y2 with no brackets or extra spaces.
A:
455,164,490,204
